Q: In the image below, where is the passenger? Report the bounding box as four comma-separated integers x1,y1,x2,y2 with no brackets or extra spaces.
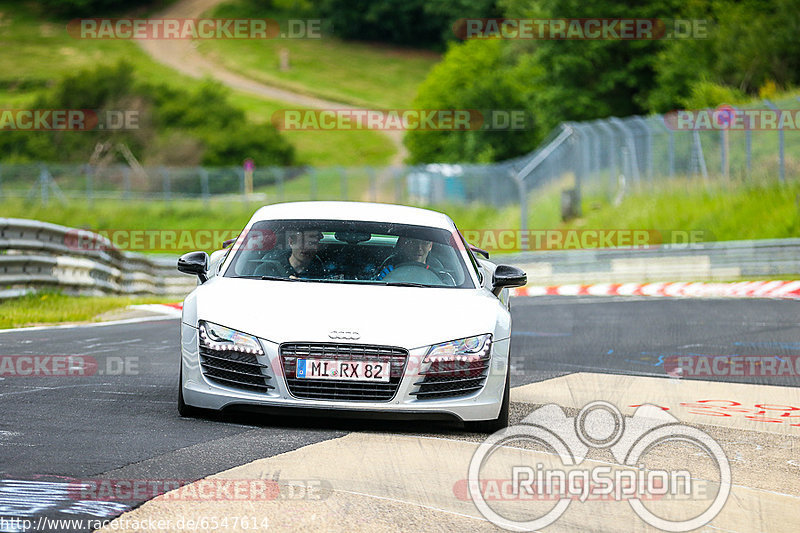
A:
274,230,327,278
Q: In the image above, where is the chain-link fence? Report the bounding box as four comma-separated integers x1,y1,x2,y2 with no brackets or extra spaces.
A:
1,96,797,229
499,95,800,228
0,162,521,208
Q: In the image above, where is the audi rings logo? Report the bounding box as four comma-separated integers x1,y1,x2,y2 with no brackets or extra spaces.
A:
466,401,731,531
328,330,360,340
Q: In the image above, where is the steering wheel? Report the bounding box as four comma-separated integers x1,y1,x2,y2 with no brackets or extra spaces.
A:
380,262,453,286
435,270,457,286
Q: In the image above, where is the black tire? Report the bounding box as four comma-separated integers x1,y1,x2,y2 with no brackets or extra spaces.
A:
177,365,201,418
465,367,510,434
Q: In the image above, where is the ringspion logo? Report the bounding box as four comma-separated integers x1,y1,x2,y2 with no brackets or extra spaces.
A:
467,402,730,531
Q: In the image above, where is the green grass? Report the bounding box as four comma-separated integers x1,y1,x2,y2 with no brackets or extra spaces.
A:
230,92,395,165
0,1,394,166
0,291,173,329
197,1,440,109
571,178,800,243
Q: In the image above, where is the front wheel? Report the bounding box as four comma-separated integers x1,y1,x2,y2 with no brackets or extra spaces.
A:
465,367,510,434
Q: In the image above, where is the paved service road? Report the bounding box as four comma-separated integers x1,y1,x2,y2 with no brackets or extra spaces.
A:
0,297,798,532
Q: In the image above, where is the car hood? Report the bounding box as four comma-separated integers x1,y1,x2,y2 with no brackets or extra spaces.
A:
189,277,509,349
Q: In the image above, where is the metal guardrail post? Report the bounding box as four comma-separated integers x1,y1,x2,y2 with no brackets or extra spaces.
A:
595,120,618,194
199,167,209,205
765,99,785,183
691,129,709,181
632,116,653,181
368,167,377,202
570,123,591,192
309,167,317,200
40,164,49,205
655,115,675,178
583,123,599,180
608,118,641,185
161,166,171,201
394,167,402,203
122,166,131,199
277,167,285,202
745,119,752,177
85,164,94,206
510,170,528,237
720,127,729,180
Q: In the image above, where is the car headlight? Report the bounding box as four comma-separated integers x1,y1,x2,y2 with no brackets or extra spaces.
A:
424,334,492,363
198,320,264,355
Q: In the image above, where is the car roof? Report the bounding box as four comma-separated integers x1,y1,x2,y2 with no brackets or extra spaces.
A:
250,201,456,230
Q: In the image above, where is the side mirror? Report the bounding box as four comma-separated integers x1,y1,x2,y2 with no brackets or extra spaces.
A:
178,251,209,283
492,264,527,296
222,237,237,249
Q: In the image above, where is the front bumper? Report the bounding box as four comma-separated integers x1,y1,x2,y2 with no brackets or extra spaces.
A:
180,322,510,422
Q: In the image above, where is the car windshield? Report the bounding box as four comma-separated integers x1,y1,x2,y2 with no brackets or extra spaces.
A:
223,219,475,289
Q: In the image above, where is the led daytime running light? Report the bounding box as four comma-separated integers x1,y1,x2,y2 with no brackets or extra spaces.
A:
425,334,492,363
199,322,264,356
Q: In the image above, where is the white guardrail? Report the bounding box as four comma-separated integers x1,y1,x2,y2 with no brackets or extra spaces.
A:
0,218,196,299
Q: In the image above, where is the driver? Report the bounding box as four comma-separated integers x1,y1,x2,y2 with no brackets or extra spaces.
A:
376,236,442,280
273,230,327,278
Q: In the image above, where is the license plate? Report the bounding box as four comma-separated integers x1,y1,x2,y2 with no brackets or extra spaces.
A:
296,359,390,382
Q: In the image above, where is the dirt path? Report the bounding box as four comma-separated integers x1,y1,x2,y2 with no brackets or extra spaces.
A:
137,0,406,165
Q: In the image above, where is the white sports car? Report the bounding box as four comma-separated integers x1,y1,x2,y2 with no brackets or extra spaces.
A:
177,201,526,431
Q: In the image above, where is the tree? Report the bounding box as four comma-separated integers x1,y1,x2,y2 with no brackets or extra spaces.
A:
318,0,498,49
648,0,800,112
404,38,540,163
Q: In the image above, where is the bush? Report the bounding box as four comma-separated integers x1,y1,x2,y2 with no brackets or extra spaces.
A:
0,62,295,167
680,80,746,110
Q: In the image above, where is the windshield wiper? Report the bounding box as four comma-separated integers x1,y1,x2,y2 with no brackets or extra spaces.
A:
260,275,310,282
381,281,428,288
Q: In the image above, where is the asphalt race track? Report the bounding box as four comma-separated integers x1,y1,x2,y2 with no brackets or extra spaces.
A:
1,296,798,532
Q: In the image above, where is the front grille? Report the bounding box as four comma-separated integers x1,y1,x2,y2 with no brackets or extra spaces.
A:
280,343,407,401
412,354,491,399
200,347,274,392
